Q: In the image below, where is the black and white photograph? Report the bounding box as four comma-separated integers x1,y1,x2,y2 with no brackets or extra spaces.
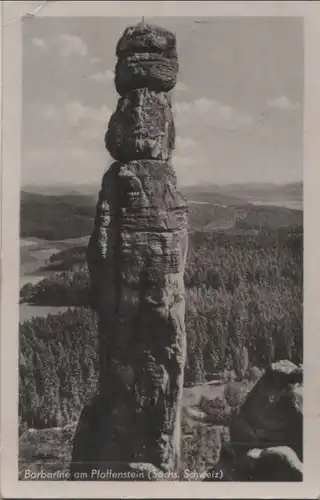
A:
1,1,319,497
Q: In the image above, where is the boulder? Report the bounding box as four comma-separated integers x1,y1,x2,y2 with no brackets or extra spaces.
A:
116,22,177,58
243,446,303,481
271,359,300,374
115,53,178,96
248,366,263,382
105,89,175,162
224,380,248,408
229,361,303,462
208,362,303,481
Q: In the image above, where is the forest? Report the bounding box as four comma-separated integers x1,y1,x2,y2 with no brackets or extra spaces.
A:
20,218,303,427
21,187,302,240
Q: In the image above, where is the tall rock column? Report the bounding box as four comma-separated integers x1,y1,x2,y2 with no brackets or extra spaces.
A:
71,23,188,478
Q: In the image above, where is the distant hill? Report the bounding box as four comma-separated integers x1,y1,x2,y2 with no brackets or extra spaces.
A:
235,205,302,231
181,182,302,212
181,187,248,207
22,183,100,197
23,183,249,206
200,181,303,204
23,181,302,201
20,191,96,240
20,185,303,241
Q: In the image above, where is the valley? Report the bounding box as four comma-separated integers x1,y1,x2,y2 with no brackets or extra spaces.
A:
19,182,303,477
20,235,90,322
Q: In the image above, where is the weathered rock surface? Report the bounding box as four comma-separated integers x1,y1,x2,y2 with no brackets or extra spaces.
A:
230,362,302,459
72,159,188,475
206,443,303,482
210,361,304,481
71,22,186,478
204,361,303,481
271,359,300,374
88,160,187,305
115,53,178,96
70,395,164,480
243,446,303,481
105,89,175,162
116,22,177,58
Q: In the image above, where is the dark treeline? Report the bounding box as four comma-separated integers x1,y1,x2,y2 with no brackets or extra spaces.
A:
43,246,88,272
20,269,90,306
19,225,302,427
20,192,95,240
20,189,302,240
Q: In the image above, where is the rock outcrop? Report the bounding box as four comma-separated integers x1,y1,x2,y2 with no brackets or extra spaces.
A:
213,360,303,481
115,24,178,96
230,361,303,458
70,22,187,479
115,53,178,97
242,446,303,481
116,24,177,57
105,89,175,162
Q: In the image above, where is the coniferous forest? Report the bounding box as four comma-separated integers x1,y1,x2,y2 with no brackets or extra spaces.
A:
19,190,302,432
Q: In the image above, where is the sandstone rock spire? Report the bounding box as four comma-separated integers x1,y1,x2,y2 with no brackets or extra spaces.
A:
70,22,188,478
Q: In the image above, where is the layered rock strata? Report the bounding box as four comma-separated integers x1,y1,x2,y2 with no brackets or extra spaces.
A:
71,22,187,478
115,24,178,96
105,89,175,162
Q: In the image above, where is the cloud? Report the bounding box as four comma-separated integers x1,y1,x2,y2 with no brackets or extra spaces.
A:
175,81,188,92
173,101,190,114
91,57,103,64
174,155,196,170
31,33,89,57
173,97,253,130
24,147,108,185
43,104,59,121
175,136,197,151
90,69,114,83
55,34,88,57
32,37,46,49
173,154,203,186
43,101,111,142
65,101,111,127
267,96,300,111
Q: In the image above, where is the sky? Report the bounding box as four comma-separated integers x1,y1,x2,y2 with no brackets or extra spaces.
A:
22,16,303,187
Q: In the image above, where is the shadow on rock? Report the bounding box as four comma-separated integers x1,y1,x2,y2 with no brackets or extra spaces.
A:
206,360,303,481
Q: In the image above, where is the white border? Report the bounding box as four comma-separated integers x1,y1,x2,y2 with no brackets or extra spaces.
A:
1,1,320,498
